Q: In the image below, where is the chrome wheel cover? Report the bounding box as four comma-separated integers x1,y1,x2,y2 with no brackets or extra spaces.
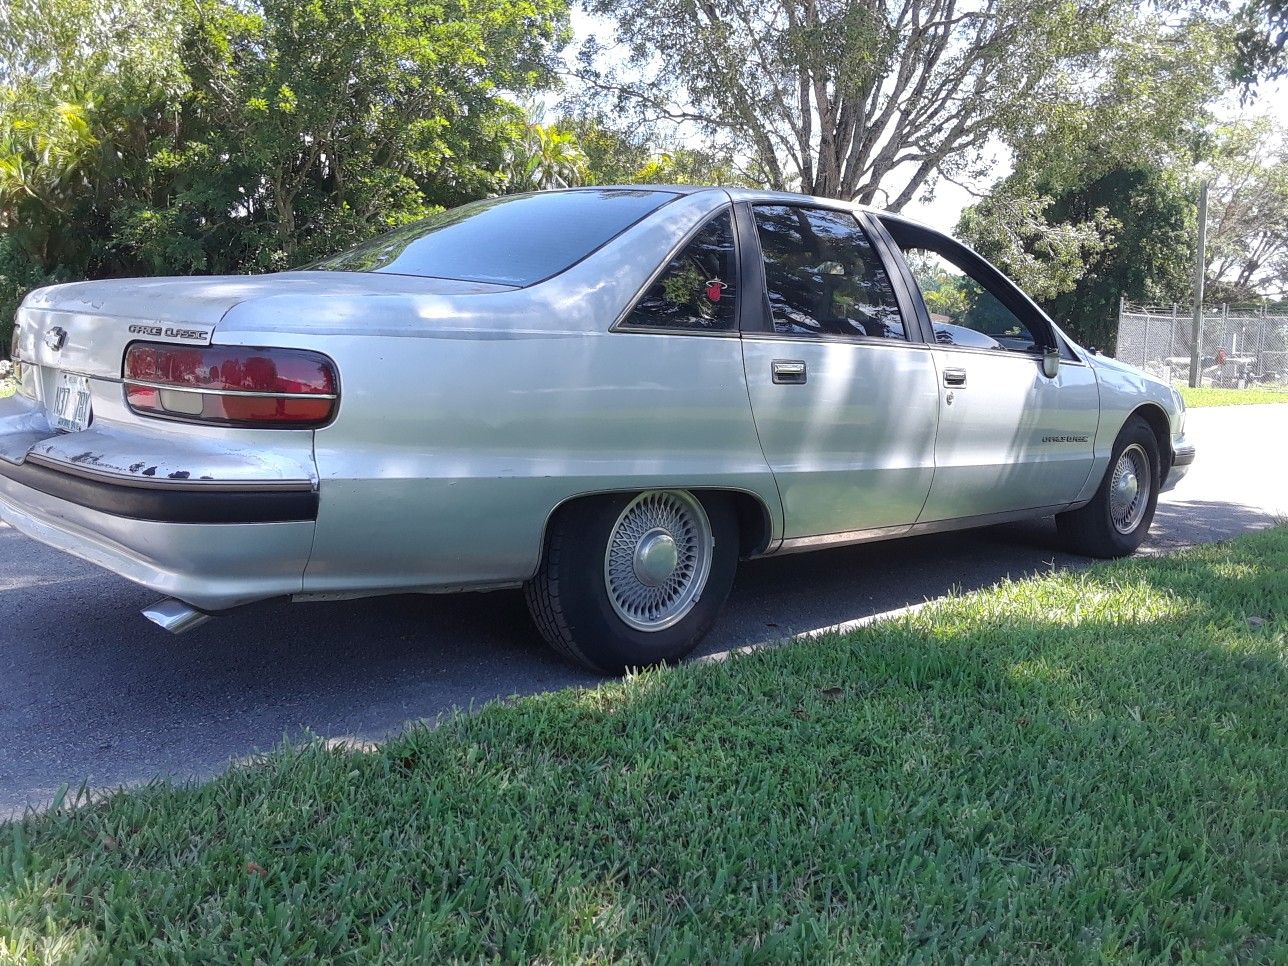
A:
1109,443,1151,534
604,490,713,632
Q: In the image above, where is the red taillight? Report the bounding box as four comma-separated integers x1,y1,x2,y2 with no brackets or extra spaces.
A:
123,343,337,427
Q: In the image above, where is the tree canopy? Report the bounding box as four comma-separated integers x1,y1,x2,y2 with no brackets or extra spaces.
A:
576,0,1230,209
0,0,571,342
1234,0,1288,84
1203,120,1288,301
958,116,1288,350
1,0,1282,360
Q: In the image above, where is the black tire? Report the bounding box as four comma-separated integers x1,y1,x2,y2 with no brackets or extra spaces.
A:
524,490,739,674
1056,416,1161,558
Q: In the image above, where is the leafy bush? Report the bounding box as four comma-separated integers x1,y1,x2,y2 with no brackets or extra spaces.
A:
0,0,572,335
0,236,66,358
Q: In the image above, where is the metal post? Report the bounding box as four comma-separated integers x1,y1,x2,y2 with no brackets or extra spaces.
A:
1142,307,1151,369
1189,181,1208,388
1168,303,1178,380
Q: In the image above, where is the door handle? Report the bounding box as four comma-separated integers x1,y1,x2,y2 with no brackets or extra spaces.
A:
772,360,807,385
943,367,967,387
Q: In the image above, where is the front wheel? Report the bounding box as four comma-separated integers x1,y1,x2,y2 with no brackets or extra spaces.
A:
524,490,739,674
1056,416,1161,558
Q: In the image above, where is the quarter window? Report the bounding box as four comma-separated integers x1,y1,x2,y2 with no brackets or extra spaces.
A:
752,205,905,340
622,210,737,331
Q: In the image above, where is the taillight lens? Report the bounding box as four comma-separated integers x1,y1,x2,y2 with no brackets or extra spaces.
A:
123,343,338,427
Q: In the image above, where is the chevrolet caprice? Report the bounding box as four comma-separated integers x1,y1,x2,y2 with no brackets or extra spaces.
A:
0,187,1194,672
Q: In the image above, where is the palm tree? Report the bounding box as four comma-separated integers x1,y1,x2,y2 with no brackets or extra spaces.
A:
504,121,586,193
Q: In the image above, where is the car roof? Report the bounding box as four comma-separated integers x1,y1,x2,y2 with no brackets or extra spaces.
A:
565,184,942,232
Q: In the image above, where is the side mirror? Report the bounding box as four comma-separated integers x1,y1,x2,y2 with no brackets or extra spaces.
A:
1042,346,1061,379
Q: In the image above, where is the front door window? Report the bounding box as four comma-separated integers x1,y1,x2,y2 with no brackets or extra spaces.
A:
902,248,1042,353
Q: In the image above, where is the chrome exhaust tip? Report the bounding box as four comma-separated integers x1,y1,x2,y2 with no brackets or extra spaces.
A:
142,599,212,634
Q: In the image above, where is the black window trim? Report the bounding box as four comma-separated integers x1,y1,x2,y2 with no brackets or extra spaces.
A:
610,201,744,338
736,201,929,347
875,214,1077,362
856,212,938,345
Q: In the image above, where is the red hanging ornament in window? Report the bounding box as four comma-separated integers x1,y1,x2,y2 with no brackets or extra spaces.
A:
706,279,727,302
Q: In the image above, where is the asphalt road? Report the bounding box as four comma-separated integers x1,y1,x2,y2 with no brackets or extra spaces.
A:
2,404,1285,815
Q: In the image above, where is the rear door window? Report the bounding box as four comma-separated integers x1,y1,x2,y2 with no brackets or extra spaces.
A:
309,189,678,287
751,205,906,340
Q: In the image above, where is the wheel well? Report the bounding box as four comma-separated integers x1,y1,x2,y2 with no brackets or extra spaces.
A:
547,488,773,559
716,490,774,558
1129,403,1172,474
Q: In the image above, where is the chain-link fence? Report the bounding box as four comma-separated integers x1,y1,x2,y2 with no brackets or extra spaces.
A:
1114,301,1288,389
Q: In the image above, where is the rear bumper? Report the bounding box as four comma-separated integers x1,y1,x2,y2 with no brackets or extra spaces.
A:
0,466,315,611
1,384,318,609
0,457,317,524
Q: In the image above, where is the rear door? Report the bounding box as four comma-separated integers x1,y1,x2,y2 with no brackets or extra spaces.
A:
875,216,1099,522
738,203,939,543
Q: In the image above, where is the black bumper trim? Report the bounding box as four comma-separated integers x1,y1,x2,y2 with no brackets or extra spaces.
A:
1173,445,1196,468
0,459,318,524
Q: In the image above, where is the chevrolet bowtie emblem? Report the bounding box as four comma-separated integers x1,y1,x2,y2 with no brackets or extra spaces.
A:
44,326,68,351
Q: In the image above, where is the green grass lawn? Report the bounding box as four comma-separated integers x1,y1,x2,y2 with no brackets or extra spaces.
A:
3,530,1286,962
1177,383,1288,407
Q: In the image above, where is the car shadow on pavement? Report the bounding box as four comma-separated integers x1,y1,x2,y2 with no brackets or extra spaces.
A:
0,497,1279,814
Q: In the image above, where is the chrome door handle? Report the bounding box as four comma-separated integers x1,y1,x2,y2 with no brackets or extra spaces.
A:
771,360,807,385
943,367,967,387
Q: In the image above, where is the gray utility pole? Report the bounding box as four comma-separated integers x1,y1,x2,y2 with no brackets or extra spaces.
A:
1188,181,1209,388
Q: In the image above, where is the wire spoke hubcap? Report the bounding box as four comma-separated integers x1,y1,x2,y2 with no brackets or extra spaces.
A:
605,491,713,632
1109,443,1151,534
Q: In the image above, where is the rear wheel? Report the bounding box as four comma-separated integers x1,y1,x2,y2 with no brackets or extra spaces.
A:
525,490,739,673
1056,416,1160,558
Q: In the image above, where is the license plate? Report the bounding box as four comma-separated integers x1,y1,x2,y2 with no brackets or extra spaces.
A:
51,372,92,432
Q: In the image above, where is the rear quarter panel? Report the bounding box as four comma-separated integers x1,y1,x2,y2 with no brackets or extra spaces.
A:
212,190,783,595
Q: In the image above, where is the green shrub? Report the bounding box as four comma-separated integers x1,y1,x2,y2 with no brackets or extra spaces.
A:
0,236,67,358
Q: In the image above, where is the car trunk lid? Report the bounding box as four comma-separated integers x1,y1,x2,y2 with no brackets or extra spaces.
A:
14,271,514,380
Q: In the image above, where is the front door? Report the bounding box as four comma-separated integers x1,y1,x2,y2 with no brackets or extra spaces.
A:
739,204,940,541
881,225,1099,522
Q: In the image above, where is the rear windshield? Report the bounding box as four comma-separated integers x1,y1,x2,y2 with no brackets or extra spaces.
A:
308,189,679,286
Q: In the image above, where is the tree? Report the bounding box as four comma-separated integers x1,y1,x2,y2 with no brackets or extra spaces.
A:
504,120,587,191
956,194,1114,303
0,95,98,262
0,0,572,351
178,0,571,267
1043,168,1193,349
948,4,1236,349
1234,0,1288,85
959,118,1288,352
562,118,756,187
1203,120,1288,301
958,166,1196,352
576,0,1228,207
0,0,190,347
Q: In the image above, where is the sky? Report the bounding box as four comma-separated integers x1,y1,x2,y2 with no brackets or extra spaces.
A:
564,7,1288,232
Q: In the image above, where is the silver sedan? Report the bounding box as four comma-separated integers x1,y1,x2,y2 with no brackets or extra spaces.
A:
0,187,1194,672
